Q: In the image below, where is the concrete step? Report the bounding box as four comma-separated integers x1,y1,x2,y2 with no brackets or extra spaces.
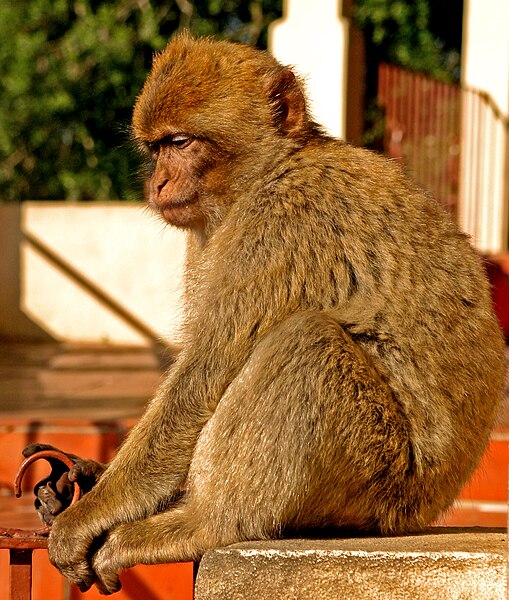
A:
195,528,507,600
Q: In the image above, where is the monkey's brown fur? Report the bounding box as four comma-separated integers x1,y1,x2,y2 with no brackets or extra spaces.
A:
47,34,504,594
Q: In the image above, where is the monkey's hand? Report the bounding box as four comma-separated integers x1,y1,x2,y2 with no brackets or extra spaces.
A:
48,495,117,593
50,506,160,593
22,443,106,526
90,524,135,594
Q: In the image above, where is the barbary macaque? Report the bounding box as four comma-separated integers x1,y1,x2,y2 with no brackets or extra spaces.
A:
32,33,504,594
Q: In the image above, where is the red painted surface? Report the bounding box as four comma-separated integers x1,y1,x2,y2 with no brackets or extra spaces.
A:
458,440,508,503
438,436,508,528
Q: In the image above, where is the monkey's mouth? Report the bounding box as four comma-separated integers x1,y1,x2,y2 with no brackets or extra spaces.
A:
155,196,200,224
152,195,197,213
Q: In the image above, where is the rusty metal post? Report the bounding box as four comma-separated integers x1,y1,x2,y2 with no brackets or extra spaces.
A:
9,548,32,600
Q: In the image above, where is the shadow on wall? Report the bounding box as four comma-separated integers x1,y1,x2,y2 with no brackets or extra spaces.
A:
0,203,53,343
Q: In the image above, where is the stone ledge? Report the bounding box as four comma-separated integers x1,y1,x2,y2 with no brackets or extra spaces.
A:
194,528,507,600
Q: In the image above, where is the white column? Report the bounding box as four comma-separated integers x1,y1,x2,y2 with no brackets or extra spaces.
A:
268,0,349,139
458,0,509,253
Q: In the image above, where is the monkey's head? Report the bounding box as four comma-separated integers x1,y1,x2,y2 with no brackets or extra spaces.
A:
132,33,316,230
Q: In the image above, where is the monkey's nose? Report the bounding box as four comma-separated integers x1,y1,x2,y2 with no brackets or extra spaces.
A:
156,179,170,195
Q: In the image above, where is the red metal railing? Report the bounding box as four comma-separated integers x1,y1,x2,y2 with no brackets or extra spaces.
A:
377,63,461,217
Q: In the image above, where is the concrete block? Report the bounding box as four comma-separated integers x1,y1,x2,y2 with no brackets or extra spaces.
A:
195,528,507,599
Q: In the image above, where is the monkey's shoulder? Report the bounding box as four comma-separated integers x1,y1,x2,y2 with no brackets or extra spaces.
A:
252,139,453,248
264,140,435,215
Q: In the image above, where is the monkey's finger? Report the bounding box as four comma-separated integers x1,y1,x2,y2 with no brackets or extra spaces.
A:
34,499,56,526
22,443,58,458
60,562,96,593
68,464,82,482
68,460,98,481
55,472,73,498
90,545,122,594
23,443,80,464
94,573,122,596
37,492,64,516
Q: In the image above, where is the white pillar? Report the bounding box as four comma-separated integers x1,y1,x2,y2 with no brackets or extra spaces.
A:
268,0,350,139
458,0,509,253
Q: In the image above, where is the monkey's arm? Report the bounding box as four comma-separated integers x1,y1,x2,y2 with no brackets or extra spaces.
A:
47,356,225,590
48,353,227,590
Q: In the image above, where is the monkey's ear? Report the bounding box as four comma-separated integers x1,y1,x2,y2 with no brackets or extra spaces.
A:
264,67,308,137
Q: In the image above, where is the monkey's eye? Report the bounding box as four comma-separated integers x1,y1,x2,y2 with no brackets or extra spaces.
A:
145,134,193,157
170,134,193,149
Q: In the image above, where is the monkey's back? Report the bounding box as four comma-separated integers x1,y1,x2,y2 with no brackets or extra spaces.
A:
230,138,505,506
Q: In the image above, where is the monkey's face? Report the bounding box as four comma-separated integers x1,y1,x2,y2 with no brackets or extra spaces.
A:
141,132,228,229
132,38,272,229
132,34,313,230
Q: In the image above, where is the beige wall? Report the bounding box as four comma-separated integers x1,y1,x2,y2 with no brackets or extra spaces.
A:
269,0,350,139
458,0,509,253
0,203,186,346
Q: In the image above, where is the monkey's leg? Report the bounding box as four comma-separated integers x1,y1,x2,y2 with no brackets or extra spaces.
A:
89,311,425,594
186,309,424,538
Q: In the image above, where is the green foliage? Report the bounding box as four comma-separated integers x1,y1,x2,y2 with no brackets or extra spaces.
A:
355,0,460,81
0,0,281,201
